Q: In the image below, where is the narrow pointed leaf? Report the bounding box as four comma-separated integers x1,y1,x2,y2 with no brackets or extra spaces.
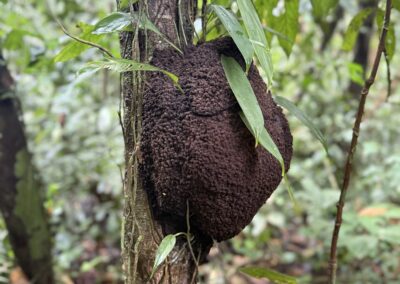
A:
221,55,284,173
376,8,396,61
221,55,264,136
241,113,285,175
79,57,180,90
342,8,373,51
151,234,176,278
240,267,298,284
275,96,328,154
237,0,273,85
210,4,254,69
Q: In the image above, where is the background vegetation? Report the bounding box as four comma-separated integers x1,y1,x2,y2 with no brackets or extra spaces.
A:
0,0,399,283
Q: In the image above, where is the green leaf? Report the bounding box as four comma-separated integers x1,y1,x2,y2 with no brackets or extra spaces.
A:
237,0,273,85
221,55,284,173
275,0,299,57
151,234,176,278
80,57,180,89
347,62,365,86
241,113,285,175
3,29,39,50
240,266,298,284
93,12,182,53
93,12,132,34
275,96,328,154
344,235,378,259
376,8,396,61
4,30,26,50
93,12,157,34
221,55,264,138
54,23,103,62
311,0,338,20
378,226,400,245
385,24,396,60
120,0,139,9
264,26,290,42
342,8,374,52
393,0,400,11
283,175,301,213
210,4,254,70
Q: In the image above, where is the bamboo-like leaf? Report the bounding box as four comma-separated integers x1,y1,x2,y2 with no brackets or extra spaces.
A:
221,55,264,137
283,175,302,214
241,113,285,175
221,55,284,173
275,96,328,154
237,0,273,85
80,57,181,90
240,266,298,284
342,8,374,51
150,234,176,278
210,4,253,70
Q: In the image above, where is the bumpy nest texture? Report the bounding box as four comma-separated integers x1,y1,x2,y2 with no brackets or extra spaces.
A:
140,37,293,241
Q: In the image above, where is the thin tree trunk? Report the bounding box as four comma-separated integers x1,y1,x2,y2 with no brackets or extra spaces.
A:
0,54,54,283
118,1,208,283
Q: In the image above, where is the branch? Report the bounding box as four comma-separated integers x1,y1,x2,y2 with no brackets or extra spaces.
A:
328,1,392,283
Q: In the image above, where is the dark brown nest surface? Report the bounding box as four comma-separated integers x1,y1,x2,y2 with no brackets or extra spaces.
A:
140,37,293,241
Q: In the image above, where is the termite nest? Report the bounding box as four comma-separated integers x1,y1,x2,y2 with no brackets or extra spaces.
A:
140,37,293,242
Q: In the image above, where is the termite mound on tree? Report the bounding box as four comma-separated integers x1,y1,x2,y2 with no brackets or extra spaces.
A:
140,37,293,242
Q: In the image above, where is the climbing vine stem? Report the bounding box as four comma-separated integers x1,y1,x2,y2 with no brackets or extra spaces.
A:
328,1,392,283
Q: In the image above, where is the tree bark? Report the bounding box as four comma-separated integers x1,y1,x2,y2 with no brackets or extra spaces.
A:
0,54,54,283
118,1,208,283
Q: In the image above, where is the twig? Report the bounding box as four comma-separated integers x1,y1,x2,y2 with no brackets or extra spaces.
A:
56,20,114,58
328,1,392,283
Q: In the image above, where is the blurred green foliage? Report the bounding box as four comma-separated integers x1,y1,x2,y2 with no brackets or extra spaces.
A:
0,0,399,283
1,0,123,282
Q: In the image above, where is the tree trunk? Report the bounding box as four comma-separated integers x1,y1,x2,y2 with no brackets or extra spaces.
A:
0,54,54,283
118,1,209,283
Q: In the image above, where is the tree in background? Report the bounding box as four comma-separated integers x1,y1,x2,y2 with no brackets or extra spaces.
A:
0,53,53,283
